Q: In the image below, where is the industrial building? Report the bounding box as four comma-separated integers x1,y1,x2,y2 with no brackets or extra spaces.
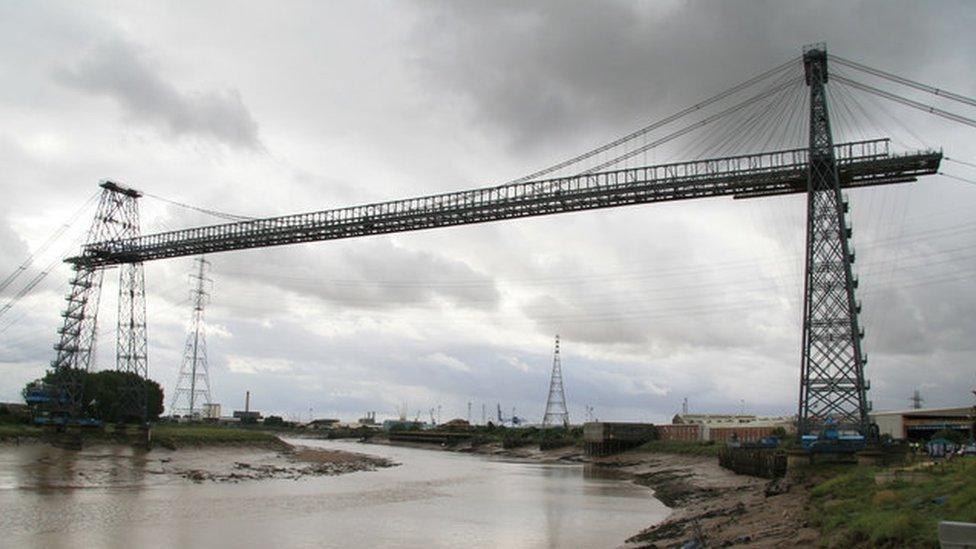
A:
669,413,795,442
870,406,973,441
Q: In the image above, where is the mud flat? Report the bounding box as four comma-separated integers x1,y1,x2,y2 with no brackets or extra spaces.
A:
598,452,818,548
0,437,398,488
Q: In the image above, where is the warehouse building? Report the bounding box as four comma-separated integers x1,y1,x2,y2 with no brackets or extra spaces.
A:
870,406,973,441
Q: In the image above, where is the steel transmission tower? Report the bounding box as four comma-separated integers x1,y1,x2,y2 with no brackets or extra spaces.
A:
797,45,871,438
52,180,148,421
910,389,924,410
170,257,214,417
542,335,570,429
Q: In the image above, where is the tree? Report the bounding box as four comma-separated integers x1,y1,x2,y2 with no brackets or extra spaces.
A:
930,428,966,445
25,368,164,423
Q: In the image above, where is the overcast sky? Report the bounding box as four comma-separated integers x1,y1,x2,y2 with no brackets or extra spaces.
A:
1,1,974,424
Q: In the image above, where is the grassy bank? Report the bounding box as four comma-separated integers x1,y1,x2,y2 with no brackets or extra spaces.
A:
0,422,286,450
634,440,723,457
151,425,286,449
808,460,976,547
0,423,41,440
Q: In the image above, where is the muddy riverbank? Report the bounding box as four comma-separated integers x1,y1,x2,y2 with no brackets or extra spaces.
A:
0,437,398,487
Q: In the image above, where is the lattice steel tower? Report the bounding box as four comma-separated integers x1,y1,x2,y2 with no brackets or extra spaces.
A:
797,45,871,438
52,180,149,421
170,257,214,418
542,335,570,429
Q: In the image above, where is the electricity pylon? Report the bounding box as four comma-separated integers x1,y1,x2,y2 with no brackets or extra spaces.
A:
170,257,214,418
542,335,570,429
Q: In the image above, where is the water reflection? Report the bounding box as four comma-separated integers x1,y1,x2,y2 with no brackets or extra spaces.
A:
0,440,669,548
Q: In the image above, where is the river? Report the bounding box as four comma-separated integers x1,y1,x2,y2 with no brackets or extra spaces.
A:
0,439,669,548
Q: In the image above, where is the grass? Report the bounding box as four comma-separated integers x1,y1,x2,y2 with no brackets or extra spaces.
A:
0,421,284,449
0,423,41,440
808,459,976,548
635,439,723,457
151,424,284,449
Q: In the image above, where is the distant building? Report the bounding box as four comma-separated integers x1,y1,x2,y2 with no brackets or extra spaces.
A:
672,413,794,427
668,413,794,442
233,410,262,422
358,412,378,426
203,403,221,420
306,418,341,430
871,406,972,441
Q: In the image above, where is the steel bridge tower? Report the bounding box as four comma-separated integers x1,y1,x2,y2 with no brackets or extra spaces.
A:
542,335,570,429
170,256,214,418
51,180,149,422
797,45,871,438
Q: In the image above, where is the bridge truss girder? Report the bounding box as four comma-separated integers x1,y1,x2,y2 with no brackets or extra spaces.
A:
71,140,939,269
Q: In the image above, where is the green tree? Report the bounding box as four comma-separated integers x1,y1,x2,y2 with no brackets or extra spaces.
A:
27,368,164,423
930,428,966,445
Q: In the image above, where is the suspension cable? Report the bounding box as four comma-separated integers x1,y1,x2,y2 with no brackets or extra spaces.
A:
832,55,976,109
832,75,976,129
143,191,256,222
939,172,976,186
584,75,804,173
0,190,98,295
506,56,801,184
945,157,976,171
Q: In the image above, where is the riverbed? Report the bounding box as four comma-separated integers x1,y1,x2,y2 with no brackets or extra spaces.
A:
0,438,668,548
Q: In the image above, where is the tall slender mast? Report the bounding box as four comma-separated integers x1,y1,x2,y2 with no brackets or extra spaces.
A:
542,335,570,429
170,257,213,417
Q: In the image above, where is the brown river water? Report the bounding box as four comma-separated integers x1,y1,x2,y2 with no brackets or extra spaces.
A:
0,438,668,548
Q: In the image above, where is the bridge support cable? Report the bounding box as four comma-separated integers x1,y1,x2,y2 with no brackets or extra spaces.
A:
143,191,256,222
797,45,872,439
506,56,801,184
832,75,976,129
0,191,98,296
49,181,149,423
581,75,805,174
831,55,976,109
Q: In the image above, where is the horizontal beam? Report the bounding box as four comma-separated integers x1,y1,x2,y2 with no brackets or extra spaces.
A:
71,138,941,267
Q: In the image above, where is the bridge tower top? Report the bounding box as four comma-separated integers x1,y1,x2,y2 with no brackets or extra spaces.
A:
98,179,142,199
803,42,828,85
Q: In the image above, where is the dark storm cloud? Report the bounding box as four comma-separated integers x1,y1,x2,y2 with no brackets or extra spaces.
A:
56,39,262,150
409,0,974,153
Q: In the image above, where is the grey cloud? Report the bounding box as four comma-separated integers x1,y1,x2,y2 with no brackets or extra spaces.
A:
211,238,501,313
408,0,974,153
56,39,262,150
0,216,29,299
